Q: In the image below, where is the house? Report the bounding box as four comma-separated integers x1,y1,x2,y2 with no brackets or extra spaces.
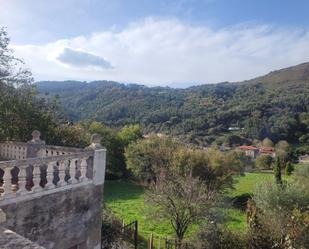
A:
299,154,309,163
259,146,276,157
237,145,259,158
0,131,106,249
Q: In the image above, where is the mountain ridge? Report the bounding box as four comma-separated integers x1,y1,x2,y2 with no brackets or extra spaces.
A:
36,62,309,145
37,62,309,91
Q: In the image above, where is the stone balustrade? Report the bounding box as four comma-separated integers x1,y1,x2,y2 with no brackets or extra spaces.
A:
0,142,28,160
0,131,106,205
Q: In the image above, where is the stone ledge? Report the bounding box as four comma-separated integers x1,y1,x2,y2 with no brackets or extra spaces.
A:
0,180,94,207
0,226,45,249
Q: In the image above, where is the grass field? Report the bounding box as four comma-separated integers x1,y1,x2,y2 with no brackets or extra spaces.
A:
103,172,275,242
103,181,175,240
228,172,274,197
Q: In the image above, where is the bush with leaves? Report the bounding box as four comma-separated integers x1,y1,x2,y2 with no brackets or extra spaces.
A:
125,136,181,182
247,180,309,249
255,154,273,170
195,223,244,249
50,124,90,148
117,124,142,147
126,137,244,190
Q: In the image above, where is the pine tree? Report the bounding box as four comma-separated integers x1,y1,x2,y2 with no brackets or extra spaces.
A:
274,157,282,184
285,161,294,176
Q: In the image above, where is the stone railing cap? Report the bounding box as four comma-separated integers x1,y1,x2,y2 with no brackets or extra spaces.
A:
87,134,103,149
28,130,45,145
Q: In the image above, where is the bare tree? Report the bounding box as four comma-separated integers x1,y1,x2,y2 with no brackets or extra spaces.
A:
145,170,217,245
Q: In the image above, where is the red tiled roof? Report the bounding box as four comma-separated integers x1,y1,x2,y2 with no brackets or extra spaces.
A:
238,146,258,151
260,147,275,153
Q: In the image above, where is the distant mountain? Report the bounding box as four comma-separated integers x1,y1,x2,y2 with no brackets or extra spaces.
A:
242,62,309,85
36,63,309,145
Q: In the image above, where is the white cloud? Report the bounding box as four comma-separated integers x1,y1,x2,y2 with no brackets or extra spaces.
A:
56,48,113,69
12,18,309,86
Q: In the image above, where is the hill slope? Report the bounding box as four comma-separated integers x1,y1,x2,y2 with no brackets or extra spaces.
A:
36,63,309,145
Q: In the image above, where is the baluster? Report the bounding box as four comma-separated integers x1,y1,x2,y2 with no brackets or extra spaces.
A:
17,166,27,195
8,146,11,159
45,161,56,189
2,167,13,198
13,146,16,159
5,145,8,158
69,159,77,184
32,164,42,192
58,160,68,187
75,159,81,181
80,158,89,182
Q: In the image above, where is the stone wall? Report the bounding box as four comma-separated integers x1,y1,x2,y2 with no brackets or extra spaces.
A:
0,183,103,249
0,226,45,249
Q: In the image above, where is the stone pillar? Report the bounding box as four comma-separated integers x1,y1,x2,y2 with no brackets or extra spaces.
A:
86,134,106,249
27,130,46,158
87,134,106,186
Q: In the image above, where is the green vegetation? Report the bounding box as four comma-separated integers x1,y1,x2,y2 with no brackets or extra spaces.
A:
37,62,309,147
248,176,309,248
274,157,282,184
125,137,245,191
104,172,275,242
228,172,274,197
255,155,273,170
3,26,309,248
285,161,294,175
104,181,175,239
0,27,58,142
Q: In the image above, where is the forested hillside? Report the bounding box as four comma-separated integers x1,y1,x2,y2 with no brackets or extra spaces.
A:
36,63,309,145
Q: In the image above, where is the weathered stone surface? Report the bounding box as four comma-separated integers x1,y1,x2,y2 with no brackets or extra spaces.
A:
0,184,103,249
0,225,45,249
0,209,6,224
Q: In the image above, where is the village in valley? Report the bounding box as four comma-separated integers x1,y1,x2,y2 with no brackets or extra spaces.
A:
1,1,309,249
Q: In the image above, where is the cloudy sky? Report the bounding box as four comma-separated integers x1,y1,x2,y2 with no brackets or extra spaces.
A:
2,0,309,86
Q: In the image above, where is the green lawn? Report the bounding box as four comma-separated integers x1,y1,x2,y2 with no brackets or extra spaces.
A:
103,181,175,240
228,172,274,197
103,172,276,242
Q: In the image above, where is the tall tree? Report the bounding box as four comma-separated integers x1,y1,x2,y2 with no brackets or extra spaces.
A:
274,157,282,185
0,27,56,141
285,161,294,176
275,140,291,165
262,137,274,147
117,124,142,147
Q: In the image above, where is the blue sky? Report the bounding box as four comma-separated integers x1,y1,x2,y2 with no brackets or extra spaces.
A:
2,0,309,86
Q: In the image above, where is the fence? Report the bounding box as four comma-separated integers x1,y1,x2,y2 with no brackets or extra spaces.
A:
101,220,138,249
147,234,193,249
101,218,195,249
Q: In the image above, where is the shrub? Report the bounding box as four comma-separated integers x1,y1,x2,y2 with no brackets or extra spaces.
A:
255,154,273,170
248,181,309,248
195,223,244,249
